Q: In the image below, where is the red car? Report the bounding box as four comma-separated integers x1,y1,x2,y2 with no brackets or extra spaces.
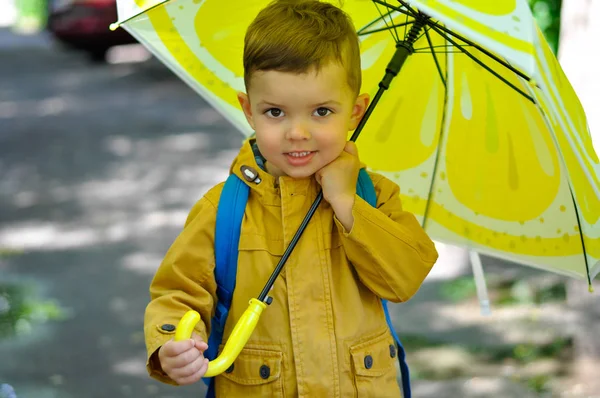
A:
47,0,137,61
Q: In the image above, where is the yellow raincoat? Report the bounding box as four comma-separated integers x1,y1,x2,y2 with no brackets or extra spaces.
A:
144,139,438,397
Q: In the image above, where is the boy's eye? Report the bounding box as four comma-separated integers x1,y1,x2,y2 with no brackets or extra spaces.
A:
265,108,284,118
314,107,332,117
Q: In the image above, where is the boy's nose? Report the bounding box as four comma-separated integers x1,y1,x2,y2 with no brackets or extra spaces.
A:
286,122,311,140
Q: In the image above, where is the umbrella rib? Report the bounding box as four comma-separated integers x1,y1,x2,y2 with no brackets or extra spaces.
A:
381,0,402,41
414,44,472,51
373,0,400,42
421,47,449,229
358,21,414,37
380,1,532,83
372,0,424,43
568,188,594,287
394,0,420,17
427,20,531,82
428,24,535,103
425,27,446,86
414,49,471,53
357,8,396,35
372,0,416,18
404,5,409,39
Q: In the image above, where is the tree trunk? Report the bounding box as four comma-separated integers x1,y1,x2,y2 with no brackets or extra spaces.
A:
558,0,600,394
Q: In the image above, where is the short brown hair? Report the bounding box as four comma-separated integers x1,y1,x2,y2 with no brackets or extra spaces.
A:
243,0,361,96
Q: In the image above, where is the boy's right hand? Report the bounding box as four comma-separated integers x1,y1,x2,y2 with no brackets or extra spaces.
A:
158,333,209,385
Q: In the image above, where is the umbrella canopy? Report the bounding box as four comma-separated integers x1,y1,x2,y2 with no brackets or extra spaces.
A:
112,0,600,284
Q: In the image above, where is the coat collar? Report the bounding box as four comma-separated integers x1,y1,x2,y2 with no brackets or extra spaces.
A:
230,138,316,202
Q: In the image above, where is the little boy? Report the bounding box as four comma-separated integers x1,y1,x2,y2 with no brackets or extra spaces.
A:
144,0,438,396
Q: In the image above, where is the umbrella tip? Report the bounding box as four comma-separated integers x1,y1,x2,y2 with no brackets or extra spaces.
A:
109,22,120,31
589,284,595,293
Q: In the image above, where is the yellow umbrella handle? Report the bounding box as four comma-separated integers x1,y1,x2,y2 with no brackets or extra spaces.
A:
174,298,267,377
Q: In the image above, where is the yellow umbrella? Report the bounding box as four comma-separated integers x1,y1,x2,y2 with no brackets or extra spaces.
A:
111,0,599,377
112,0,599,283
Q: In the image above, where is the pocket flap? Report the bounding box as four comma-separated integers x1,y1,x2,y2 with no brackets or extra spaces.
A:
239,234,284,256
219,347,283,386
350,330,396,377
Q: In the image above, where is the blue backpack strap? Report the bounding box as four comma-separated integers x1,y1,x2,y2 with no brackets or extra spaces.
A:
357,169,411,398
203,174,249,396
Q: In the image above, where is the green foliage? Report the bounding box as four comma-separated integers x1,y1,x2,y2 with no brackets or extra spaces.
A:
0,282,69,339
404,333,571,394
440,277,477,302
397,334,444,350
512,337,571,363
527,374,551,393
0,248,22,258
528,0,562,53
495,279,566,306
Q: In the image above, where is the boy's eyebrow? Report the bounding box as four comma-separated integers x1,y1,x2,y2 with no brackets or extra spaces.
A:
313,100,342,107
257,101,282,107
257,100,342,107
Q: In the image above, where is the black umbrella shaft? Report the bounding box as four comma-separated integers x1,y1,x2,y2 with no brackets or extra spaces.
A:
351,45,412,141
258,45,412,303
258,191,324,301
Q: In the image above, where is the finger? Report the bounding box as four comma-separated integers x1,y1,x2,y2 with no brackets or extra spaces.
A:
172,353,206,379
168,346,201,369
175,370,203,386
200,357,209,376
194,340,208,352
344,141,358,157
191,333,209,352
314,170,322,185
191,332,204,343
175,358,209,386
161,339,195,358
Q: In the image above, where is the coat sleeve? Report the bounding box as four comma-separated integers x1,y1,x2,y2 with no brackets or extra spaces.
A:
334,172,438,303
144,190,219,384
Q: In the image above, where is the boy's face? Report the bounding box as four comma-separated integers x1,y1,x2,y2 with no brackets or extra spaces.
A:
237,61,369,179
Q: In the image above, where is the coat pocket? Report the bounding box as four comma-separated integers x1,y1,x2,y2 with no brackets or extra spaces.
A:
350,330,401,398
215,346,284,398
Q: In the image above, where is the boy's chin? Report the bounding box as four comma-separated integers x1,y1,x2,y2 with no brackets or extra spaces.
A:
279,165,318,180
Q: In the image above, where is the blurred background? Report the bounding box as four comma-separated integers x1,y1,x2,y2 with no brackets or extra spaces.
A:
0,0,599,397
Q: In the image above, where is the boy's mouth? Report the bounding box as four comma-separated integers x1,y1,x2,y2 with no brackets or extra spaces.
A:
284,151,316,166
286,151,314,158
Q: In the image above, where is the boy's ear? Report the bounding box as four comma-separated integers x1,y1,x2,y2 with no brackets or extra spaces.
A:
237,92,255,130
349,93,370,131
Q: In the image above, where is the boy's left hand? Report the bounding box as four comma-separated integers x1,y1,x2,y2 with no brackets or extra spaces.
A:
315,142,359,225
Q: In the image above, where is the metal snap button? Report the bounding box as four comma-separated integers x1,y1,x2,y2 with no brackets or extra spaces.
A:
389,344,397,358
364,355,373,369
259,364,270,379
240,165,261,184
